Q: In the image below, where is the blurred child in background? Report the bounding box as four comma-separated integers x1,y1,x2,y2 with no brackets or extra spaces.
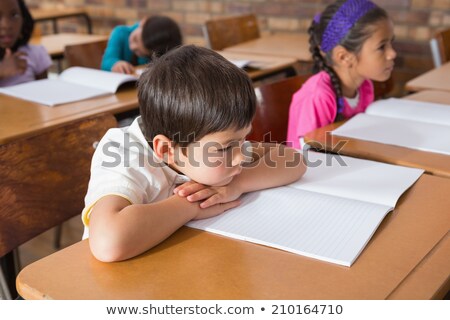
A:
101,15,182,74
0,0,52,87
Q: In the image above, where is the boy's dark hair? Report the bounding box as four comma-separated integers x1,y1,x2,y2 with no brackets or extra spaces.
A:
138,45,256,147
141,15,183,57
0,0,34,59
309,0,388,120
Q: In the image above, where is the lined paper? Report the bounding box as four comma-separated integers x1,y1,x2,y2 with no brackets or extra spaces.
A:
188,187,391,266
291,151,425,207
187,152,423,266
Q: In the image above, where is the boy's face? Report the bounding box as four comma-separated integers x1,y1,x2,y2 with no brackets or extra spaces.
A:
170,126,252,187
129,20,151,57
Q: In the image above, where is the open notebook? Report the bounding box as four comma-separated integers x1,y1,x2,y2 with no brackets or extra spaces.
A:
228,59,275,70
0,67,137,106
187,151,423,267
332,98,450,155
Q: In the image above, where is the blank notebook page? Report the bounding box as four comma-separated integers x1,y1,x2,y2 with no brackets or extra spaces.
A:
332,114,450,156
0,79,108,106
366,98,450,127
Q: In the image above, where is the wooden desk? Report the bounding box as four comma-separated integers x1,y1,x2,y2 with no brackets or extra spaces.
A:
30,33,108,59
0,85,138,297
304,91,450,178
405,62,450,92
16,174,450,299
0,87,138,145
217,51,300,81
31,8,92,34
223,33,311,61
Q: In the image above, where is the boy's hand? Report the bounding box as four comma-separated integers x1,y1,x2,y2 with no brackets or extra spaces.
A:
191,198,241,220
111,61,135,74
174,181,243,209
0,49,27,78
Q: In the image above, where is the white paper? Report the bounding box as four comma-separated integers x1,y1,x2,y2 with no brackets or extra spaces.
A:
0,67,137,106
228,59,251,68
59,67,137,93
291,151,424,207
366,98,450,127
333,113,450,156
187,152,423,266
0,79,109,106
188,187,391,267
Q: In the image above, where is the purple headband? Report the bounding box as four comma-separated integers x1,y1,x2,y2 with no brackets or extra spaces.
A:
320,0,376,53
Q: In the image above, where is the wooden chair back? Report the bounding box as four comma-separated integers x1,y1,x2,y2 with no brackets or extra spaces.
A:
0,114,116,298
0,114,116,257
435,28,450,64
248,74,310,143
373,76,395,99
64,39,108,69
203,14,260,50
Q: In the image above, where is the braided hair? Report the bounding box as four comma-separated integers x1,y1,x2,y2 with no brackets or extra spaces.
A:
309,0,388,121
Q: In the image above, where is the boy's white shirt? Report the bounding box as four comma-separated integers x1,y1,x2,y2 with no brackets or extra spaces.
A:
81,117,190,239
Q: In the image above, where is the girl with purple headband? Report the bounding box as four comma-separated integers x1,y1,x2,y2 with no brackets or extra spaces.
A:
287,0,396,149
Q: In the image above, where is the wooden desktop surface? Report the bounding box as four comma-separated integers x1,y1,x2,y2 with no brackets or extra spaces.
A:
216,51,299,80
16,174,450,299
30,33,108,58
304,90,450,178
223,33,311,61
405,62,450,92
0,87,138,145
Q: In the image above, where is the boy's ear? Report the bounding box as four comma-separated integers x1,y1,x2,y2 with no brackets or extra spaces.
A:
332,45,355,67
152,135,174,163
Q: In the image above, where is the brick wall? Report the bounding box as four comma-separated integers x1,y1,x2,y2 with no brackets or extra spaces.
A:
27,0,450,96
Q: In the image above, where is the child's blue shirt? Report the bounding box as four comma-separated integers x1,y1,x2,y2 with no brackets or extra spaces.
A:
101,23,149,71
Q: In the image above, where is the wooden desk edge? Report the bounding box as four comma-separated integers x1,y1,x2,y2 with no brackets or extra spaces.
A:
387,232,450,299
303,123,450,179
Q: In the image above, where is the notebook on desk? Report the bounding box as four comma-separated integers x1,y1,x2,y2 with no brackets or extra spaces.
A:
187,151,423,267
331,98,450,155
0,67,137,106
228,59,273,70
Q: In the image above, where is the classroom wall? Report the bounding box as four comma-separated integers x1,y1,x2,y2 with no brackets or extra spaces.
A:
28,0,450,96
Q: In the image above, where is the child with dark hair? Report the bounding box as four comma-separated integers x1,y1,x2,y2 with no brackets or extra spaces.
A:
287,0,396,148
83,45,306,262
101,15,182,74
0,0,52,87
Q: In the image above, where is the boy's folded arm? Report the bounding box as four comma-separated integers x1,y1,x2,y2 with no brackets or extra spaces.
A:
233,143,306,193
88,194,239,262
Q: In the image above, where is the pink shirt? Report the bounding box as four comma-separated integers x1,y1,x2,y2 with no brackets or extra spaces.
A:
0,45,52,87
286,71,374,149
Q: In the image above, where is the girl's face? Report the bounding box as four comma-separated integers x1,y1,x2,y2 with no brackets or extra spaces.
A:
354,19,397,82
0,0,23,49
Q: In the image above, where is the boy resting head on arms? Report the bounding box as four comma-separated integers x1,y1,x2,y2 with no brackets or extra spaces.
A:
82,45,306,262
